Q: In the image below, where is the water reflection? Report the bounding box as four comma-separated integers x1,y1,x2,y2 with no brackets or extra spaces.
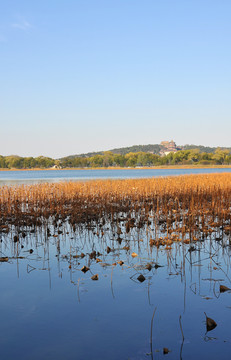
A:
1,222,231,359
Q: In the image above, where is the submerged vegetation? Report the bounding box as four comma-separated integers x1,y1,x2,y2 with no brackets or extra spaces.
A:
1,148,231,169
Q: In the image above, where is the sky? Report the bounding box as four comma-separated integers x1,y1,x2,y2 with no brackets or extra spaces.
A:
0,0,231,158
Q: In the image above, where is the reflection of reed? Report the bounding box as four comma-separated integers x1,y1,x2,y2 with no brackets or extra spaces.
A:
150,307,157,360
1,219,230,357
1,221,231,294
0,174,231,356
179,315,184,360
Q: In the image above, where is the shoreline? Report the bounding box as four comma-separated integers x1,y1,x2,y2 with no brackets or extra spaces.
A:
0,164,231,171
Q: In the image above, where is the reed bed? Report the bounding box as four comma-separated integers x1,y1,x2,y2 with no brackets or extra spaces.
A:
0,173,231,247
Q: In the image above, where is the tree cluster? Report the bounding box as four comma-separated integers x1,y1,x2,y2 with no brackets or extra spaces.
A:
61,149,231,168
0,149,230,169
0,156,56,169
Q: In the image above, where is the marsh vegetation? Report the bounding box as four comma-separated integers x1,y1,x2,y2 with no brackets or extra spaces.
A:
0,174,231,359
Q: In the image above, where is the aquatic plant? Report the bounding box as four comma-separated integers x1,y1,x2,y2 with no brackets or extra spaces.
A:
0,173,230,247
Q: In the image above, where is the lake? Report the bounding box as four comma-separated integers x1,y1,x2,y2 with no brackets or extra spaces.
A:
0,167,231,184
1,222,231,359
1,172,231,359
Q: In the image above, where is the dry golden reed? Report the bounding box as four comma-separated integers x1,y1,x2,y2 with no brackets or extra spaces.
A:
0,173,230,245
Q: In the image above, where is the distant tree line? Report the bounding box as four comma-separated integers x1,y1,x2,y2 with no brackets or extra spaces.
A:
61,149,231,168
0,149,231,169
0,156,56,169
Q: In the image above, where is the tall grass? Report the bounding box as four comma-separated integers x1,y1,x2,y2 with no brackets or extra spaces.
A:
0,173,230,245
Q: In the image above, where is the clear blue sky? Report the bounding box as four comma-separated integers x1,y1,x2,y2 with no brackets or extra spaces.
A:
0,0,230,158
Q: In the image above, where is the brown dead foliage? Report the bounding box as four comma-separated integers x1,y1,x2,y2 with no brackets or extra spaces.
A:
0,174,230,247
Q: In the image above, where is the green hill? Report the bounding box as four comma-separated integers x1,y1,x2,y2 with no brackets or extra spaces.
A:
60,143,231,160
181,144,231,153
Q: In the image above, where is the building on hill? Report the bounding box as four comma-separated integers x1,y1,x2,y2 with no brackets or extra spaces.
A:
160,140,181,156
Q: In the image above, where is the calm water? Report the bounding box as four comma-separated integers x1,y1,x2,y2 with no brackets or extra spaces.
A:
1,223,231,359
0,168,231,184
1,169,231,359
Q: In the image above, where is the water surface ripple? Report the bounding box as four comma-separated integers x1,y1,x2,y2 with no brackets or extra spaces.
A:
0,167,231,185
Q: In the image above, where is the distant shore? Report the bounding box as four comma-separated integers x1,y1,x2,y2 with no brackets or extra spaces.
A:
0,165,231,171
